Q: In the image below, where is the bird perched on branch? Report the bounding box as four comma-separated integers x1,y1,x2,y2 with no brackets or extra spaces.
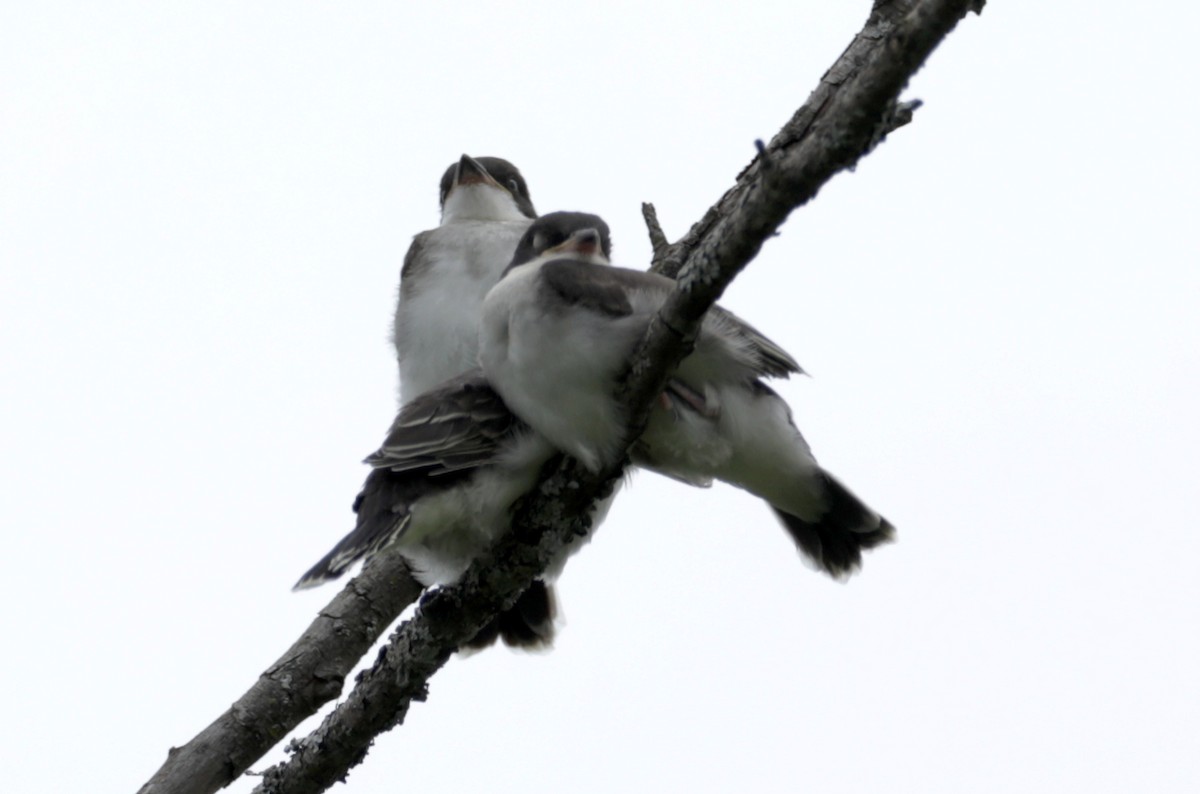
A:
393,155,535,404
479,211,894,578
299,155,562,650
294,373,593,649
296,208,889,649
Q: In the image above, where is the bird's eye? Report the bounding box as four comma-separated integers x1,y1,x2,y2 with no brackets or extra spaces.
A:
507,178,520,194
531,232,545,252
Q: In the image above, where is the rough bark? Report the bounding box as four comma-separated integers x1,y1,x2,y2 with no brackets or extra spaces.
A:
139,1,983,792
137,554,423,794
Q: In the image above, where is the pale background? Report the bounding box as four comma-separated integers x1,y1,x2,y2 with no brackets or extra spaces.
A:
3,2,1197,792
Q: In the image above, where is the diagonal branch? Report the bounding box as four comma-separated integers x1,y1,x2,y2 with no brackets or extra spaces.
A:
137,554,423,794
247,1,983,792
139,2,982,793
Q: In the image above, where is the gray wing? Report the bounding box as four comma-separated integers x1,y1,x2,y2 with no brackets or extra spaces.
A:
399,230,435,285
540,259,634,318
295,372,521,590
547,262,802,378
394,231,432,364
706,304,803,378
367,371,522,475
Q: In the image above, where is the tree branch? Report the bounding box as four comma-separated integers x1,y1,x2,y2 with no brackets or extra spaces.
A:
248,1,982,792
252,455,610,794
641,202,671,274
137,554,423,794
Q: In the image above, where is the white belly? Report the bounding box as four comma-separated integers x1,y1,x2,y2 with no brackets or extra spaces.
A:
395,219,530,403
480,262,645,471
398,430,554,584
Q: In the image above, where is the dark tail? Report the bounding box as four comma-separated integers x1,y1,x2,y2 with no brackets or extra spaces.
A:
292,468,428,590
463,580,558,651
771,471,895,580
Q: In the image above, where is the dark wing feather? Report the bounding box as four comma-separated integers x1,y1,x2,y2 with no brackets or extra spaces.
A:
293,373,522,590
555,263,802,377
293,469,419,589
367,371,522,476
540,259,634,318
707,304,803,377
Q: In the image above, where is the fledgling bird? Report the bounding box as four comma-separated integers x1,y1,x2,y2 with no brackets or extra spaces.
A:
480,212,894,578
294,373,604,649
393,155,536,404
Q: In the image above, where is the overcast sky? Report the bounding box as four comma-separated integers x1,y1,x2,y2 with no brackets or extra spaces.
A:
3,2,1198,792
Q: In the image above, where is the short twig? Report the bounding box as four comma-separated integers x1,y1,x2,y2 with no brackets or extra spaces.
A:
641,202,670,273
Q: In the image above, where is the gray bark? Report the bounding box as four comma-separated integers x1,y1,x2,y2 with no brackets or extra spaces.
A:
137,554,423,794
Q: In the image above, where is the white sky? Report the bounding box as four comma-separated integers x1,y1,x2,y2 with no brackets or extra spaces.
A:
3,2,1198,792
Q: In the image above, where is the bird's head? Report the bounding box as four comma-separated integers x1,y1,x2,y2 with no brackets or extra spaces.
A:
439,154,536,223
504,211,613,276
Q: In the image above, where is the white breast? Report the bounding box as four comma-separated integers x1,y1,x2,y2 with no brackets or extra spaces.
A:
394,219,531,403
480,261,646,471
398,430,555,584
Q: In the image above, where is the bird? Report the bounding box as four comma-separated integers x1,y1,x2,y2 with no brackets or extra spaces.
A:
393,155,536,405
293,372,608,649
479,211,894,578
323,154,545,649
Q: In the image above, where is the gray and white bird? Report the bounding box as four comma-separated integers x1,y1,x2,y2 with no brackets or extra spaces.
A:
480,211,894,578
294,373,600,649
393,155,536,404
296,156,550,649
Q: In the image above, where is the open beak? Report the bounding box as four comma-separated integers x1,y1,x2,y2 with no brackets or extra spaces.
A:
453,154,503,190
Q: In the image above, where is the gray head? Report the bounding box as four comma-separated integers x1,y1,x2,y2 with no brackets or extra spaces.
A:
438,155,536,221
506,211,613,273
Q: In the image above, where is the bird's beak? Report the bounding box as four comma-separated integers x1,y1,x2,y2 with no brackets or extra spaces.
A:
453,154,503,190
546,228,602,259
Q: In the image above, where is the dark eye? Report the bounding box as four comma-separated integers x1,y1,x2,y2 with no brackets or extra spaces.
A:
507,178,520,194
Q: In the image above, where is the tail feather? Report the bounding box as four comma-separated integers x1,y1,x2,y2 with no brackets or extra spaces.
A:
463,580,558,651
292,468,424,590
771,471,895,580
292,510,412,590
